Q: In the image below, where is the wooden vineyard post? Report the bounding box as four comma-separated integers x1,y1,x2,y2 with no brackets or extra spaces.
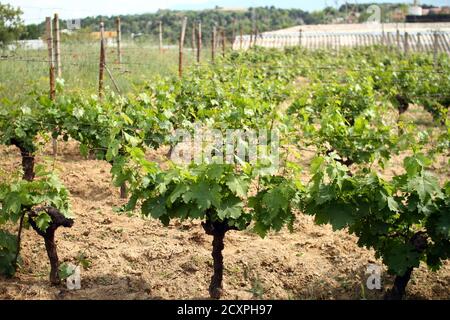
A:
98,22,106,99
389,32,395,52
232,19,237,49
113,19,126,198
197,22,202,63
404,32,409,55
251,8,256,48
221,28,226,57
299,28,303,47
433,32,438,68
239,24,243,50
46,17,57,156
192,22,196,51
116,17,122,64
417,32,422,52
396,29,401,52
53,14,61,78
178,17,187,78
46,18,55,100
212,26,216,62
159,21,163,53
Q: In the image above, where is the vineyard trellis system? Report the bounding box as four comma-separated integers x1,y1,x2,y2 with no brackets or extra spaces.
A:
0,15,449,300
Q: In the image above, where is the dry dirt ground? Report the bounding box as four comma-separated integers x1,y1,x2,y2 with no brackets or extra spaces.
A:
0,107,449,300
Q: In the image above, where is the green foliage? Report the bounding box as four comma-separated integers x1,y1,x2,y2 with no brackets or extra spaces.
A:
127,163,253,230
0,167,71,277
0,166,71,225
0,42,449,295
22,7,317,43
0,100,43,153
303,154,449,276
0,3,24,45
58,263,76,280
0,230,18,277
248,176,301,237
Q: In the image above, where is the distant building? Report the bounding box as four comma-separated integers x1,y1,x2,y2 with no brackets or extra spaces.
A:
61,29,74,35
214,6,247,12
408,6,423,16
7,39,46,51
406,3,450,22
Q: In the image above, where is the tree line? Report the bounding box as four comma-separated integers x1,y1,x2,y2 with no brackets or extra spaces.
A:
0,2,437,45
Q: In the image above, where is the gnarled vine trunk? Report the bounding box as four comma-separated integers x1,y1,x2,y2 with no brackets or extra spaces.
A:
11,139,35,181
385,268,413,300
28,207,74,285
111,149,128,199
202,216,238,300
21,151,35,182
326,149,354,168
44,229,60,285
395,94,410,115
120,183,128,199
385,232,428,300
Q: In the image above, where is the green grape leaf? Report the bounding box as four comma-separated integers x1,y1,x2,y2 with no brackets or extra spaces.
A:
142,197,167,219
315,203,354,231
35,212,52,231
217,197,244,220
383,241,421,276
226,175,249,198
407,172,441,203
184,181,221,211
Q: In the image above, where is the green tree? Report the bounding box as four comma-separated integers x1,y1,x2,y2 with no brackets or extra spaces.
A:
0,2,24,45
21,23,41,40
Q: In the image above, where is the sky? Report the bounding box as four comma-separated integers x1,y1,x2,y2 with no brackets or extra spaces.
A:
3,0,450,24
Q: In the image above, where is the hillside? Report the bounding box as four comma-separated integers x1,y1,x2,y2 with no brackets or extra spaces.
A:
20,3,415,43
